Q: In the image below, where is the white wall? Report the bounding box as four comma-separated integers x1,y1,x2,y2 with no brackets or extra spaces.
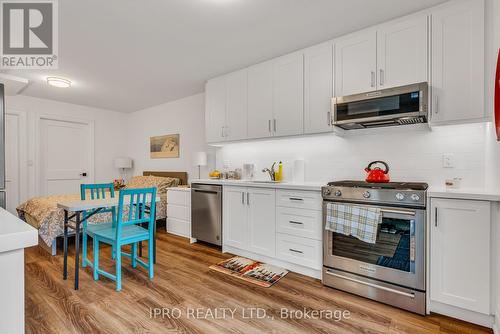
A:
216,123,487,188
125,93,213,181
6,95,127,199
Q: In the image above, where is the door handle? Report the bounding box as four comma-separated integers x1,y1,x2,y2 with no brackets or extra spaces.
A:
80,172,87,177
370,71,375,88
379,69,384,86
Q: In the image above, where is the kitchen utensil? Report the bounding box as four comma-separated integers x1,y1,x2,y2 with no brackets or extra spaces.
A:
365,161,390,183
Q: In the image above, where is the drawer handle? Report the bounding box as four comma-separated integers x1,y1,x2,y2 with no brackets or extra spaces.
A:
289,248,303,254
289,198,304,201
289,221,303,225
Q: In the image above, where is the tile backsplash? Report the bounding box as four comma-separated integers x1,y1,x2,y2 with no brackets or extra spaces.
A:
215,123,487,188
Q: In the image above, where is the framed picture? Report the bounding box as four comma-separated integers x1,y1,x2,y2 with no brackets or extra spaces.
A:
150,134,180,158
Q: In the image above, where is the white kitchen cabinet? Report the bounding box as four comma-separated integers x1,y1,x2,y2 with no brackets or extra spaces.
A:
430,198,491,315
304,42,334,134
430,0,485,124
247,188,276,257
225,69,248,141
223,186,248,249
247,61,273,139
377,15,428,89
335,29,377,96
166,188,191,238
272,52,304,137
205,76,226,143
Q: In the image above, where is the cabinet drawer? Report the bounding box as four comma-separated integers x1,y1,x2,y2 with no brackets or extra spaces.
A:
276,190,321,210
168,190,191,206
167,217,190,237
276,207,322,240
167,204,190,221
276,233,322,270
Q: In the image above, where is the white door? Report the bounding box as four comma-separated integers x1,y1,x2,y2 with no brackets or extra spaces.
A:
430,198,490,314
223,186,248,249
335,29,377,96
272,52,304,137
247,61,273,139
431,0,485,123
225,69,248,141
304,42,334,134
5,113,22,213
39,118,93,196
377,15,428,89
205,77,227,143
247,187,276,257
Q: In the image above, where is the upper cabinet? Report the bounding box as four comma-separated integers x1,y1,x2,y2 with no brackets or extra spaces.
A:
430,0,485,124
205,76,226,143
304,42,334,134
247,61,273,139
335,30,377,97
377,15,428,89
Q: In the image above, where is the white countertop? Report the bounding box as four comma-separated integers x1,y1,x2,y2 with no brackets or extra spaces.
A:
428,187,500,202
191,179,323,191
0,208,38,253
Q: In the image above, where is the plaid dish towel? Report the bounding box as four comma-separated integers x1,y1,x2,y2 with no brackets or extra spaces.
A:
325,203,381,244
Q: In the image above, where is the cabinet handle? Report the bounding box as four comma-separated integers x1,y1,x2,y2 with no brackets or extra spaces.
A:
327,111,331,126
289,248,303,254
289,221,303,225
268,120,271,133
273,119,277,132
289,197,304,201
221,127,224,138
241,192,245,205
370,71,375,88
434,207,438,227
434,95,439,115
247,192,250,205
379,69,384,86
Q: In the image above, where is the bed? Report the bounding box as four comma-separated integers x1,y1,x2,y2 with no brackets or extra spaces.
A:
16,171,188,255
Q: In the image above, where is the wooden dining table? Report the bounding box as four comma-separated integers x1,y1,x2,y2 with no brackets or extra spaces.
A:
57,196,159,290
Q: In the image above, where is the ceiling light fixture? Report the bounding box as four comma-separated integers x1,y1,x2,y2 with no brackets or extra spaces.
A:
47,77,72,88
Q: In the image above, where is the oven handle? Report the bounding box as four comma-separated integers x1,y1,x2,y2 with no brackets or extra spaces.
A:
380,208,416,216
324,270,416,299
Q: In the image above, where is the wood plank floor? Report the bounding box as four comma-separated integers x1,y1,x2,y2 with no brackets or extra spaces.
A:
25,231,492,334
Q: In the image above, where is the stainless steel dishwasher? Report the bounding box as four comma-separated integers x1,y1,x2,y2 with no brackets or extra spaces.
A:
191,183,222,246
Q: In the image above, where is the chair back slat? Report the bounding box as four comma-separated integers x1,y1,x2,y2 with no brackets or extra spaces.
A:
116,187,157,240
81,183,115,200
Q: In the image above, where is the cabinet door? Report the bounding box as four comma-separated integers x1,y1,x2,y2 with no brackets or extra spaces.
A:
430,198,490,314
223,186,248,249
272,53,304,137
225,69,248,141
247,187,276,257
304,42,334,134
205,77,227,143
247,61,273,139
335,30,377,96
377,15,428,89
431,0,485,123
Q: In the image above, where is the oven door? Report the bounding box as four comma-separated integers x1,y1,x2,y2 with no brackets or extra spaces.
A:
323,201,425,291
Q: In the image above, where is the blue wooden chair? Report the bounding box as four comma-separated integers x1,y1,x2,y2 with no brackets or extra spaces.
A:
89,187,157,291
80,183,116,268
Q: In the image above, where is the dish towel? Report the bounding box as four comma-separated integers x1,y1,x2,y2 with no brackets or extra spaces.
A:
325,203,381,244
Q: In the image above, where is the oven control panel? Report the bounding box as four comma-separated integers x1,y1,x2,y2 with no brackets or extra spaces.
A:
322,186,426,208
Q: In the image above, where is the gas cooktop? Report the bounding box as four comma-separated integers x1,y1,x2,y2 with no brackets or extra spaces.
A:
326,180,428,191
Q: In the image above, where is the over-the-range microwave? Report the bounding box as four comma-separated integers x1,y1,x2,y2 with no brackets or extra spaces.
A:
331,82,428,130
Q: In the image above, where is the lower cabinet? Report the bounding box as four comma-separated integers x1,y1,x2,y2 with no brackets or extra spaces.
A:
430,198,491,315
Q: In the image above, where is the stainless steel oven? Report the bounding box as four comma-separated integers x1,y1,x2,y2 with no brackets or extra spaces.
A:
322,181,427,314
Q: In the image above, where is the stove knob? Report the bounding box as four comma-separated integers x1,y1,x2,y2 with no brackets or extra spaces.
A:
335,190,342,197
323,188,331,196
395,193,405,201
411,194,421,201
362,191,371,198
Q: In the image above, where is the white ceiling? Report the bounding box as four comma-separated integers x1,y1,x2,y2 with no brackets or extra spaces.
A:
1,0,447,113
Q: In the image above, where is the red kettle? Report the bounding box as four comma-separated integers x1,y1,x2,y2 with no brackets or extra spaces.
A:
365,161,390,183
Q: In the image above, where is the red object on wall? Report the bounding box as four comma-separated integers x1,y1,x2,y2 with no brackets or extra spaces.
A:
495,49,500,140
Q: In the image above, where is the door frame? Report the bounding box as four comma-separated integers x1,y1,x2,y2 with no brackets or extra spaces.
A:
5,109,28,206
34,113,95,195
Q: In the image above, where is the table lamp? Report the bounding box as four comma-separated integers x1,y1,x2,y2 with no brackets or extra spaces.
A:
114,157,133,181
194,152,207,179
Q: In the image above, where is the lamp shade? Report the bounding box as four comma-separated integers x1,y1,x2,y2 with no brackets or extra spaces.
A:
194,152,207,166
114,157,133,169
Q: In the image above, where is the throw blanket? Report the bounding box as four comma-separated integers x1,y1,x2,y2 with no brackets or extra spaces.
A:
325,203,381,244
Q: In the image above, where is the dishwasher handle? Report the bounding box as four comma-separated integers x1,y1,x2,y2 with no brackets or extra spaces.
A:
191,184,222,193
193,189,220,194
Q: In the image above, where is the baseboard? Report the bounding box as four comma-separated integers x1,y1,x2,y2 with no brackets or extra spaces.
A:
430,301,494,328
493,308,500,334
223,245,321,279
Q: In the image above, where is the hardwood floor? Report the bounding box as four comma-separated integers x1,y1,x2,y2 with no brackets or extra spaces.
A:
25,231,492,334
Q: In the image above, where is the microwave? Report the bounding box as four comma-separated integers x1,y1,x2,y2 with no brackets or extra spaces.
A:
332,82,428,130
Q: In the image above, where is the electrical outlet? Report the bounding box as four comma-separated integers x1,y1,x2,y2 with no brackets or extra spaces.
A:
442,153,455,168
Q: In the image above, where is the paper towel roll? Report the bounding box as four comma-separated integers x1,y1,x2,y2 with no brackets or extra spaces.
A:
293,160,305,183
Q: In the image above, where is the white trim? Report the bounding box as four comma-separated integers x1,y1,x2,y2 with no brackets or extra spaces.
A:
34,113,95,196
430,300,494,328
493,308,500,334
4,109,28,206
223,244,322,279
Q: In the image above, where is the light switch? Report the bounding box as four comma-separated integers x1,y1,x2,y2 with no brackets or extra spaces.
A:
442,153,455,168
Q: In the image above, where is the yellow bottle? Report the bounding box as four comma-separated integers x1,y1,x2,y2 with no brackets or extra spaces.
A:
276,161,283,182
